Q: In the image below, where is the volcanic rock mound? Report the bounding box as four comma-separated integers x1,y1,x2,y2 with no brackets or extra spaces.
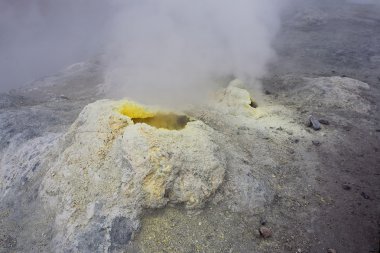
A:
40,99,226,251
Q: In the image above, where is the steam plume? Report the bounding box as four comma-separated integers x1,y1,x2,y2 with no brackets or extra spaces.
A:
104,0,286,106
0,0,111,92
0,0,287,106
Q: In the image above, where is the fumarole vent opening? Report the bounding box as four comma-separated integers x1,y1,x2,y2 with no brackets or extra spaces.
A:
118,101,190,130
249,98,258,108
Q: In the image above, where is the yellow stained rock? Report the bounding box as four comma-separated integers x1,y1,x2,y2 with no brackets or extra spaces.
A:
118,100,189,130
118,101,156,119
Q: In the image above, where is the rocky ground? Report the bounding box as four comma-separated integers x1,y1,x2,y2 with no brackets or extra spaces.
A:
0,1,379,253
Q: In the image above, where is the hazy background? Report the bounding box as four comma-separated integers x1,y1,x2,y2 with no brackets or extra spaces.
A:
0,0,113,92
0,0,286,105
104,0,286,105
1,0,377,105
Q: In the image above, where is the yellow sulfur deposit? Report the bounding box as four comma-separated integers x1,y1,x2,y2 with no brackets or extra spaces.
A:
118,101,156,119
118,101,189,130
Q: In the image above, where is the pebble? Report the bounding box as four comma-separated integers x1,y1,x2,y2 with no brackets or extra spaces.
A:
327,249,336,253
343,125,351,131
307,115,321,130
319,119,330,125
59,94,69,100
360,192,370,200
259,226,272,238
342,184,351,191
312,140,321,146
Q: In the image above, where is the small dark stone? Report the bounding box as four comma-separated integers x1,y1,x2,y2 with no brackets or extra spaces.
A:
312,140,321,146
259,226,272,238
307,115,321,130
343,125,351,131
375,129,380,132
319,119,330,125
264,90,271,95
327,249,337,253
341,74,347,77
260,218,267,225
360,192,370,200
59,94,69,100
342,184,351,191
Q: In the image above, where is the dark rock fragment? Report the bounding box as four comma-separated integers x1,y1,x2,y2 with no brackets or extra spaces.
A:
343,125,351,131
319,119,330,125
292,138,299,144
259,226,272,238
312,140,321,146
360,192,370,200
59,94,69,100
306,115,321,130
342,184,351,191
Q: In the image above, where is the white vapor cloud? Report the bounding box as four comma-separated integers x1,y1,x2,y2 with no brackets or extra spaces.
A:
0,0,288,107
0,0,112,92
104,0,287,106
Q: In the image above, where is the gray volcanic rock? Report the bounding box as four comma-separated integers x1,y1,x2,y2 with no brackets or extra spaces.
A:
272,76,371,114
298,77,371,114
